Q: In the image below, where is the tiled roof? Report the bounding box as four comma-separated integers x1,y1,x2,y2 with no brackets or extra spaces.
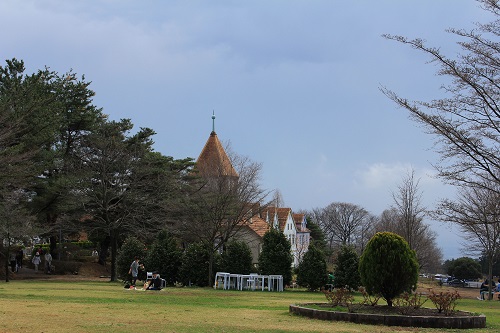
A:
293,213,304,223
196,131,238,178
277,208,292,231
293,213,306,231
241,216,270,238
261,207,292,231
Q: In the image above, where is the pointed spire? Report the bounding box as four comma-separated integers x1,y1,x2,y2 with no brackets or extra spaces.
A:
212,110,216,134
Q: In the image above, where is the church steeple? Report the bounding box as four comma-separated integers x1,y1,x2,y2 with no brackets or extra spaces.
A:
196,112,238,178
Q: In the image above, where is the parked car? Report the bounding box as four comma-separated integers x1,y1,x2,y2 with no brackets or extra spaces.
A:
448,279,468,287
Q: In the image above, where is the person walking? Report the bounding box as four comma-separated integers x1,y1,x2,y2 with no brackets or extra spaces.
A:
45,251,53,274
128,257,143,287
32,252,41,272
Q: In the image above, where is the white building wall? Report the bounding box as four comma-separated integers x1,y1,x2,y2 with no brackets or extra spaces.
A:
282,213,298,267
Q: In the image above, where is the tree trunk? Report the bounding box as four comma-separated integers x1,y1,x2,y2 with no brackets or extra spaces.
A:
208,251,214,287
488,255,494,301
98,236,110,266
110,232,118,282
5,233,10,282
49,235,57,255
4,249,10,283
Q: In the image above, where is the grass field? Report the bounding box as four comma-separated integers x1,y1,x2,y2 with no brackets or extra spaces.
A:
1,280,500,333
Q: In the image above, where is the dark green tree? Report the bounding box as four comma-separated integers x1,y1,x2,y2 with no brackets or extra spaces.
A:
306,217,329,255
144,230,182,285
333,245,361,291
359,232,419,307
179,242,220,287
0,60,54,186
0,61,105,259
296,245,327,291
220,240,253,274
258,228,293,285
29,69,103,258
77,119,192,281
446,257,482,281
0,59,60,280
116,236,146,283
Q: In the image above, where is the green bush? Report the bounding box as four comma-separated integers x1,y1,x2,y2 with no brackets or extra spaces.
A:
333,245,361,291
258,228,293,285
296,245,327,291
71,241,94,249
359,232,419,307
144,230,182,285
220,240,253,274
179,242,220,287
116,237,146,282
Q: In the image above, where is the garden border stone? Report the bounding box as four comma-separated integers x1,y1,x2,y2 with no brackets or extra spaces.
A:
289,303,486,329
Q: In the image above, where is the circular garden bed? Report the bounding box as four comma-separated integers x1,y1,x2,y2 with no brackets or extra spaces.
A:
289,303,486,329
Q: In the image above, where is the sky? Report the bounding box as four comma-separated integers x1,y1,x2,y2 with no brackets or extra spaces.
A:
1,0,495,261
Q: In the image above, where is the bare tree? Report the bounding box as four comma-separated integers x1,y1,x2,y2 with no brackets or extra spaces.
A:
436,182,500,299
272,189,286,208
313,202,372,253
356,214,377,254
391,170,427,250
381,0,500,194
375,170,443,271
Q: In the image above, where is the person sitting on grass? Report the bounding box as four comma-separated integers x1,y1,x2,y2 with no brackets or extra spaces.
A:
146,271,162,291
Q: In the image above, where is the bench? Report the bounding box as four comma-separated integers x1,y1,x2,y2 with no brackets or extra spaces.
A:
479,290,499,300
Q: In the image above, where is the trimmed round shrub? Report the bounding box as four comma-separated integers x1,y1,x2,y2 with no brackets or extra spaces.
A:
333,245,361,291
359,232,419,306
296,245,327,291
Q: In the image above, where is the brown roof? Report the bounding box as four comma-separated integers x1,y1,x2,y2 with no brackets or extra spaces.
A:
277,208,292,231
293,213,305,231
293,213,305,223
196,131,238,178
241,216,270,238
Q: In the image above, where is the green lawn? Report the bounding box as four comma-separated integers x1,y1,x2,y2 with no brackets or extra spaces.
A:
0,280,499,333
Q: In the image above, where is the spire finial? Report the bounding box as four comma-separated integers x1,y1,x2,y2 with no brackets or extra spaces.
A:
212,110,216,133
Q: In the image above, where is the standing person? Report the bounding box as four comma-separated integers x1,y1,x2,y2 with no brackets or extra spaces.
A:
32,252,41,272
128,257,143,287
10,253,17,272
16,249,23,269
45,251,53,274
